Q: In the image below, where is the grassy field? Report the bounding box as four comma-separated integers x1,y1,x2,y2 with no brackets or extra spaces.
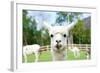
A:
22,49,89,63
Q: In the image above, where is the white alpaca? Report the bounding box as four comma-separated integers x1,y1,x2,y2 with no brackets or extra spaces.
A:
86,48,90,59
43,20,77,61
23,44,40,62
69,46,80,58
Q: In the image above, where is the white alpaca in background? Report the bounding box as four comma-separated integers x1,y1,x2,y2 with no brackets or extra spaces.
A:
86,48,90,59
23,44,40,62
43,20,77,61
68,46,80,58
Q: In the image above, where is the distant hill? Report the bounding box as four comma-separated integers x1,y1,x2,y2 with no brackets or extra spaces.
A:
83,16,91,29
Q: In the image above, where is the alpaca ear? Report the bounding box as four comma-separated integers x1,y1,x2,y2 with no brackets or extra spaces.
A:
67,20,78,30
43,21,51,31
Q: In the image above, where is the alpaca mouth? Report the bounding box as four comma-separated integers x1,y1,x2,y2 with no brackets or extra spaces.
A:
56,44,62,50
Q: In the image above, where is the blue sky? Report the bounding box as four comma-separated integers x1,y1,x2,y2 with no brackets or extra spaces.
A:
27,10,91,30
27,11,57,24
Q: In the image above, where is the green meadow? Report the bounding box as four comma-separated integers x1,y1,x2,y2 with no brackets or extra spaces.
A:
22,49,89,63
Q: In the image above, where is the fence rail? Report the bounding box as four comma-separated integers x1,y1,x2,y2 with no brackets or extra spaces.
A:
67,44,91,49
40,44,91,51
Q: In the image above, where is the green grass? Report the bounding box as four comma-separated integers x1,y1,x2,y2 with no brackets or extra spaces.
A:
67,49,87,60
22,49,89,63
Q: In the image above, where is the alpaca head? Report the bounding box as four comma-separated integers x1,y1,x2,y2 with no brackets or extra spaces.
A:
43,21,77,51
49,26,68,51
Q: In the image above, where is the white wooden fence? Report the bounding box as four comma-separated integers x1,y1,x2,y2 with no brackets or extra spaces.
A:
40,44,91,51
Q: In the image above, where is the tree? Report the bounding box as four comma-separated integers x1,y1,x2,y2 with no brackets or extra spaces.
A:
56,12,82,24
23,10,37,45
23,10,50,46
70,20,91,44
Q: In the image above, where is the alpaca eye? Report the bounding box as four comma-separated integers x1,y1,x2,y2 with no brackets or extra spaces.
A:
50,34,54,37
63,34,66,37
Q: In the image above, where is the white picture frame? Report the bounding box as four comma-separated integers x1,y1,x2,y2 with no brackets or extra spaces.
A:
11,1,97,71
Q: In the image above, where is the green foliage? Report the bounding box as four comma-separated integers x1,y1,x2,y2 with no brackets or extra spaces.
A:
70,20,91,44
23,10,37,45
23,10,50,46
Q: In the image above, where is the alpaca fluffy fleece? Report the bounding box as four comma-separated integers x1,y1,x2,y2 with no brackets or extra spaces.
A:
23,44,40,62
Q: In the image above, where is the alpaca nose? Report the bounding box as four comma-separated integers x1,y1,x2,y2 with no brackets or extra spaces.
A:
56,40,61,43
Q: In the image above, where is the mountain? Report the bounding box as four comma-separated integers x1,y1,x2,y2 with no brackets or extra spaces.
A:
83,16,91,29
